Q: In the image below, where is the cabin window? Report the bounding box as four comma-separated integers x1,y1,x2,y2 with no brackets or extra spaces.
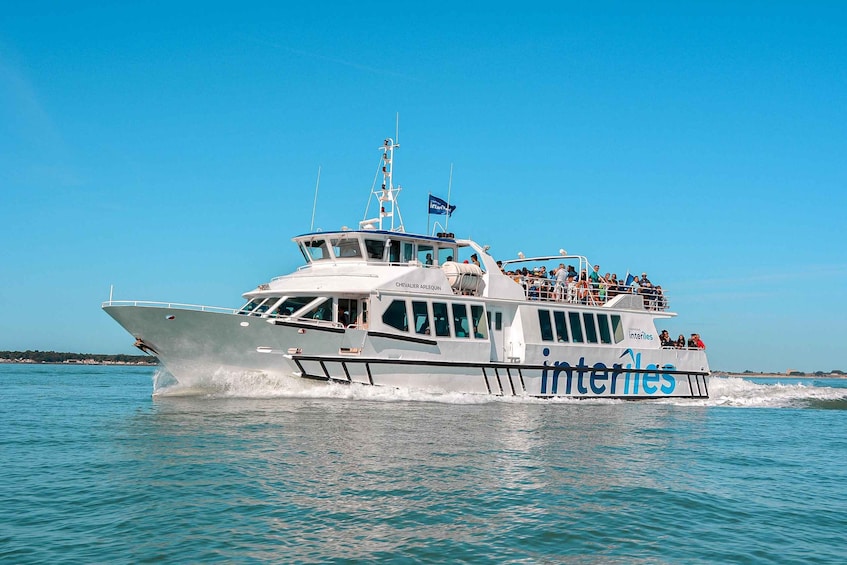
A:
597,315,612,344
274,296,318,317
403,242,414,262
239,299,264,314
303,298,333,321
412,301,430,335
433,302,451,337
338,298,358,327
303,239,330,261
471,305,488,339
418,245,434,266
569,312,584,343
331,237,362,258
611,315,624,343
495,312,503,330
583,313,598,343
538,310,554,342
554,311,569,342
365,239,386,260
452,303,470,338
382,300,408,332
253,297,280,315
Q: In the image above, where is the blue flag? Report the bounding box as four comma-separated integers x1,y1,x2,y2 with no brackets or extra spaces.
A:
428,194,456,217
624,272,635,287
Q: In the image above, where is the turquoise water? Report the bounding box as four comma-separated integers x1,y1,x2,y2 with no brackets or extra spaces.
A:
1,365,846,563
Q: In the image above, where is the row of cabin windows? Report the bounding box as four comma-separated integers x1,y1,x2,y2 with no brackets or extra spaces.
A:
240,296,367,326
382,299,488,339
538,310,625,344
300,235,457,266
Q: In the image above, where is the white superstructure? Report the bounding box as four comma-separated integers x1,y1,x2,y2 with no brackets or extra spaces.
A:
103,137,709,399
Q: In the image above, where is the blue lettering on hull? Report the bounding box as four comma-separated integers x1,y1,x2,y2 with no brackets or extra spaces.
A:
540,348,677,396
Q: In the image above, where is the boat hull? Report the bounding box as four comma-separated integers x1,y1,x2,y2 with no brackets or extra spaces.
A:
104,304,709,399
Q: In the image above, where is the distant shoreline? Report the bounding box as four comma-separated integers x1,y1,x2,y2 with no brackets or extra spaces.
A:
0,350,158,366
717,372,845,379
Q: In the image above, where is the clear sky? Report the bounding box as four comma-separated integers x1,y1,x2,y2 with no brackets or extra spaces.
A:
2,2,845,373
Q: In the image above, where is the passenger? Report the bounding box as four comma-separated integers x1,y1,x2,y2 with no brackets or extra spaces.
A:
470,253,481,269
608,273,620,298
693,333,706,349
630,275,640,293
566,273,577,303
676,334,686,349
589,264,601,286
640,280,655,309
576,272,591,304
654,285,667,310
425,253,433,265
554,264,568,301
660,330,673,347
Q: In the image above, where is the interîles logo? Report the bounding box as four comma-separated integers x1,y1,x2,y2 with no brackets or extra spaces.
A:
540,348,676,396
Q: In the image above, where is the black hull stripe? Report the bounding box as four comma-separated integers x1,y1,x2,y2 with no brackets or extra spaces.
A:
366,331,438,346
292,354,708,376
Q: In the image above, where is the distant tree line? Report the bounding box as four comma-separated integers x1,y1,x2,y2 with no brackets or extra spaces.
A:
742,369,844,376
0,350,158,364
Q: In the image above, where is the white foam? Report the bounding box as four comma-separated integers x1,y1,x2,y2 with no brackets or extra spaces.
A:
151,370,846,408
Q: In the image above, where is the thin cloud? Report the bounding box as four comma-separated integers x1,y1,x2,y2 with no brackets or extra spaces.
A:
246,36,423,82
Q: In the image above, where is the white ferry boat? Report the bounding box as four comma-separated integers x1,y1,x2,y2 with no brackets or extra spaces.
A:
103,137,710,399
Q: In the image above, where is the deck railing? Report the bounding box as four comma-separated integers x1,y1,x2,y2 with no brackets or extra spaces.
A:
515,280,670,311
101,300,239,314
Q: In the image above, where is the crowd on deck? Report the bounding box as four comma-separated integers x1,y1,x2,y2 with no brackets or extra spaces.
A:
659,330,706,350
498,263,668,310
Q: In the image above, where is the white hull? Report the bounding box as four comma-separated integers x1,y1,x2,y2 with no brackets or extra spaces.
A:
105,304,709,399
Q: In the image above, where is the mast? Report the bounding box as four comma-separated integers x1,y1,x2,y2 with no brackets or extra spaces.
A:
360,137,405,232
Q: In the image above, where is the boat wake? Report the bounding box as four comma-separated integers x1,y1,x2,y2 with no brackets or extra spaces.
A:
151,369,847,409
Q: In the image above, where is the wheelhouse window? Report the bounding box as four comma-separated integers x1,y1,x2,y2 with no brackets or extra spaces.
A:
273,296,318,317
417,244,434,266
432,302,451,336
382,300,408,332
388,240,400,263
438,247,456,265
452,303,470,338
364,239,386,260
302,239,330,261
331,237,363,258
412,301,430,335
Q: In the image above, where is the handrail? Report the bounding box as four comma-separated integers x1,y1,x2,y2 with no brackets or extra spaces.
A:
513,278,670,311
101,300,239,314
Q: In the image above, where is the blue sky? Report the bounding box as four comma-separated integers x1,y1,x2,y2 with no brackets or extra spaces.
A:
2,2,845,373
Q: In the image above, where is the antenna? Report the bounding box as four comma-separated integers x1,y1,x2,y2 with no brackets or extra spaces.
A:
310,166,321,232
445,163,453,231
